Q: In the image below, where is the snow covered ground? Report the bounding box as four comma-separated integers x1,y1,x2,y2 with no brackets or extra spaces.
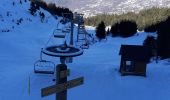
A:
1,0,170,100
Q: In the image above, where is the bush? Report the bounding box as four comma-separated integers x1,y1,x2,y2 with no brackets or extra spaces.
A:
95,21,106,40
157,16,170,59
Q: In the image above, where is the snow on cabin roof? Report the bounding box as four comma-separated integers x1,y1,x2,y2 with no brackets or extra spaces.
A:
119,45,150,62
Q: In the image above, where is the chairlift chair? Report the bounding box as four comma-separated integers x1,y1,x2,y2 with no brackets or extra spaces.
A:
34,49,55,74
62,28,70,33
53,29,66,38
80,44,89,49
80,40,90,49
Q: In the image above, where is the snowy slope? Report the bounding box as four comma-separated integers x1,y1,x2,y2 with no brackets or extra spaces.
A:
0,1,59,99
1,0,170,100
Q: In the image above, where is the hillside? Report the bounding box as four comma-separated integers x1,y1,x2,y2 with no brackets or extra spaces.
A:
1,0,170,100
44,0,170,17
0,0,58,33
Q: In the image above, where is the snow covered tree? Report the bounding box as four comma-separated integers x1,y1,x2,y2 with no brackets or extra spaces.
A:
95,21,106,40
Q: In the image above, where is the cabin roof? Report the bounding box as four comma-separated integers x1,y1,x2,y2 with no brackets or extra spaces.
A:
119,45,150,62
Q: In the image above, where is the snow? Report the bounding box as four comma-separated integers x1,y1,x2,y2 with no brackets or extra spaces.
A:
1,0,170,100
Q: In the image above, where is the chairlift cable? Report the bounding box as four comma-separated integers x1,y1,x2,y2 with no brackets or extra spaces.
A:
43,20,61,48
40,48,43,60
44,32,55,47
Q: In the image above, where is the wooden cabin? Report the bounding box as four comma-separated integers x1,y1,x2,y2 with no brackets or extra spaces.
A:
119,45,150,76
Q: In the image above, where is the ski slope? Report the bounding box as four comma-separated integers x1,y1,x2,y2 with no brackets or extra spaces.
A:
1,0,170,100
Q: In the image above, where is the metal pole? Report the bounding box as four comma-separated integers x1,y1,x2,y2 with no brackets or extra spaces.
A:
60,57,66,64
69,14,74,63
77,23,80,42
70,14,74,45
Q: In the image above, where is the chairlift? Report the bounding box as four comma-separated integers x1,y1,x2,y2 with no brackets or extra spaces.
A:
53,23,71,38
66,28,71,31
80,44,89,49
62,28,70,33
34,48,55,74
60,13,72,24
60,17,70,24
53,29,66,38
80,40,90,49
60,18,67,24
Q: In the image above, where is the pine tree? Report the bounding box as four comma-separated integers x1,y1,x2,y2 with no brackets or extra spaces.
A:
119,20,137,37
143,36,157,59
110,23,119,37
95,21,106,40
157,17,170,59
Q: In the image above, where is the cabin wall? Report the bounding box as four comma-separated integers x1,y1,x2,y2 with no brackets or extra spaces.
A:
119,57,122,72
120,57,126,72
134,62,146,75
119,55,147,76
